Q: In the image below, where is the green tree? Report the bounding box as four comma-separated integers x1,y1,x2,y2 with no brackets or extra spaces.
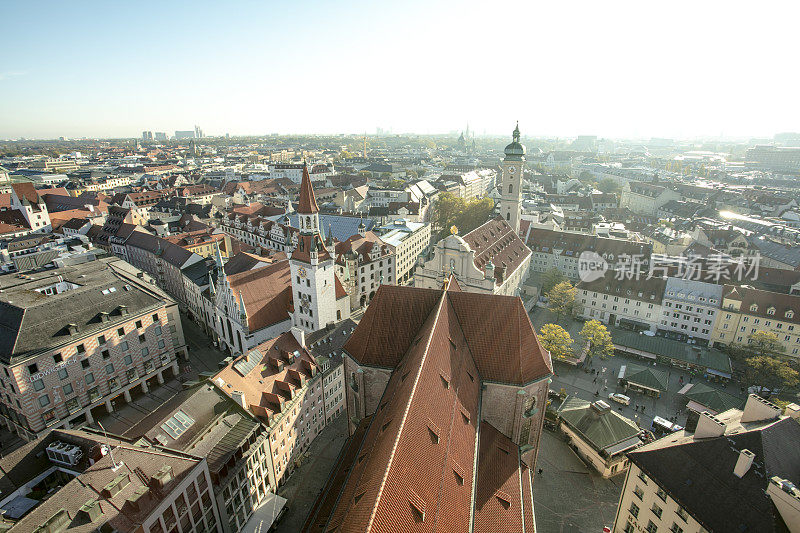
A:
744,356,798,397
546,280,577,323
541,267,567,295
579,319,615,363
406,169,418,179
431,192,494,240
539,324,575,360
596,177,621,195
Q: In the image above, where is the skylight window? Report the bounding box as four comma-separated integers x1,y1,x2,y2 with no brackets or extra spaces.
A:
161,410,195,439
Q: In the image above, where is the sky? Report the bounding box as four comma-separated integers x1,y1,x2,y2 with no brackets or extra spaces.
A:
1,0,799,140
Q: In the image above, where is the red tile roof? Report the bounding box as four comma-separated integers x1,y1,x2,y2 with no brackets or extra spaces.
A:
213,332,316,420
307,283,546,532
463,217,531,284
11,183,40,205
297,163,319,214
473,422,528,533
345,285,552,384
225,260,293,331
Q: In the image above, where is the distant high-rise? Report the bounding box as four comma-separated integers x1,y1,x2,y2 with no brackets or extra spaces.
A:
154,131,167,141
194,125,204,138
141,130,153,140
174,130,195,139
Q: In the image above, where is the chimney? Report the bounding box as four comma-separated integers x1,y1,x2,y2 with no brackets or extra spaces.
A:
231,391,246,409
734,449,755,478
741,394,782,424
694,411,727,439
291,326,305,348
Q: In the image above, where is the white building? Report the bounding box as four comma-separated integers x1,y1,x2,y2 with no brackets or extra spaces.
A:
658,277,722,344
289,165,350,334
613,396,800,533
577,271,666,333
415,217,531,296
376,218,431,284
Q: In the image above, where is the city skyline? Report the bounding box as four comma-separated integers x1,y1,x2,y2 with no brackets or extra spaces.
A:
2,0,799,140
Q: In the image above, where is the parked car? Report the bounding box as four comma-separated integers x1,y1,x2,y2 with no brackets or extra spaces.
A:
608,393,631,405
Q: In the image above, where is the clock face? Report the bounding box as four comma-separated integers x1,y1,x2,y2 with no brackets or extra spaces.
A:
508,166,516,174
298,267,307,279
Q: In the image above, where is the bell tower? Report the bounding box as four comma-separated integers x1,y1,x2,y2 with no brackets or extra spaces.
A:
290,163,337,334
500,122,525,234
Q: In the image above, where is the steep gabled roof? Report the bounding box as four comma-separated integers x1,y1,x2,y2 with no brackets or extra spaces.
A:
297,163,320,214
308,283,546,532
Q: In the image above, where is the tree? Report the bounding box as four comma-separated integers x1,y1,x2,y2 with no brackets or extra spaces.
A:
744,356,798,397
748,331,784,358
546,281,576,323
541,267,567,295
431,192,495,240
539,324,575,361
405,169,418,179
596,177,621,195
579,319,615,363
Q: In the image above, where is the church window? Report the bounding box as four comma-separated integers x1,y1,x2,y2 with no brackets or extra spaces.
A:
506,212,510,221
508,184,513,193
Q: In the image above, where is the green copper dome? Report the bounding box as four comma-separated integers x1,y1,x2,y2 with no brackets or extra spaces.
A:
504,122,526,160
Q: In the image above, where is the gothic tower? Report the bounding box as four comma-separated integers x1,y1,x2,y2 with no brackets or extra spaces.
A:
500,122,525,233
289,163,337,334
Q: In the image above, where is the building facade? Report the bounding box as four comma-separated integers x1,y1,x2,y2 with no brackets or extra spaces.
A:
0,258,185,441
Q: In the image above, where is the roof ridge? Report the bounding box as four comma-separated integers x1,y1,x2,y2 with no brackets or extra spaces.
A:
365,289,448,532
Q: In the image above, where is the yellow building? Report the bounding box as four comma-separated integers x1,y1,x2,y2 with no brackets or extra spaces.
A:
712,284,800,358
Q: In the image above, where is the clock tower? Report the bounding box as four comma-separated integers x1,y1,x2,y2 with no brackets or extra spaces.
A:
500,122,526,234
290,163,338,334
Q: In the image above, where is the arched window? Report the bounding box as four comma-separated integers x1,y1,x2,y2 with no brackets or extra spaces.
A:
508,184,513,193
506,212,510,221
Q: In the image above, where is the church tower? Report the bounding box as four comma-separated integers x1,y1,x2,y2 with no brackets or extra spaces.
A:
289,163,337,334
500,122,526,233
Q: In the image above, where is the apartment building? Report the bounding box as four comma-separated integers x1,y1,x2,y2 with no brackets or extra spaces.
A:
525,228,652,280
212,331,332,488
334,225,395,308
376,218,431,284
121,381,284,533
305,319,355,425
0,258,185,441
121,231,205,305
9,183,51,233
620,182,680,216
658,277,722,344
577,271,666,332
712,284,800,357
0,428,220,533
612,395,800,533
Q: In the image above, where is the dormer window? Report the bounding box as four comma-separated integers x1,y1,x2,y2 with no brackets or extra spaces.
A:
786,310,794,319
750,304,758,312
767,307,776,316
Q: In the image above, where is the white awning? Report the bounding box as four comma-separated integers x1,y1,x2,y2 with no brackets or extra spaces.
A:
677,383,694,395
241,492,288,532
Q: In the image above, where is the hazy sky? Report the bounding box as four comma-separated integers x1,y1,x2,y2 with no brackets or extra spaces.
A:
1,0,798,140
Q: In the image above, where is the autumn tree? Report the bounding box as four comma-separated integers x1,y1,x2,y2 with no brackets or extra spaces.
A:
541,267,567,295
546,280,577,323
539,324,575,361
744,356,799,397
431,192,495,240
579,319,615,363
734,331,799,396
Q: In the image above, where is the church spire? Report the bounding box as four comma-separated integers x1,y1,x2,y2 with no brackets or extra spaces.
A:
297,162,319,215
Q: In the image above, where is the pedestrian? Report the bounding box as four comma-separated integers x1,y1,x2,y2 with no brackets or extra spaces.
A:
538,468,543,475
593,377,597,384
